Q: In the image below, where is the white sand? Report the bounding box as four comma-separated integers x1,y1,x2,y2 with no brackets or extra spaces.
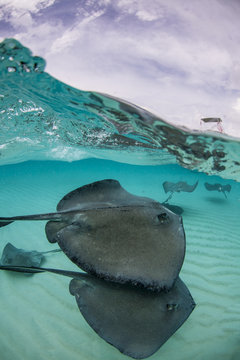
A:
0,159,239,360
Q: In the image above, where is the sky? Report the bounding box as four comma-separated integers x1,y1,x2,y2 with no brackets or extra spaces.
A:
0,0,240,136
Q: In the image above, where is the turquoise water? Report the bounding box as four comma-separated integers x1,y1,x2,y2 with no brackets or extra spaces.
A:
0,38,240,360
0,160,239,360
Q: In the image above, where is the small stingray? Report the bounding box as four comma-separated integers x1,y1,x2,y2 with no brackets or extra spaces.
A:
0,242,61,269
0,179,186,291
163,180,198,203
204,182,231,199
0,265,195,359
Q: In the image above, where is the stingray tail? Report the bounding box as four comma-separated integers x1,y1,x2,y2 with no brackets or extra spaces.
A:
162,191,174,204
0,264,86,279
0,212,63,228
0,265,45,274
42,249,62,254
222,191,227,199
0,220,14,228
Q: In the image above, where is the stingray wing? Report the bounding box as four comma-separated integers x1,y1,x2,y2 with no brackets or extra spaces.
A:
56,179,154,211
163,204,184,215
0,180,153,228
223,184,231,193
204,182,220,191
162,181,176,193
180,181,198,192
69,276,195,359
45,221,69,243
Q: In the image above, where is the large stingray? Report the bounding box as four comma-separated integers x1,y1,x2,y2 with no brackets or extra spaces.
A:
0,179,186,291
204,182,231,199
0,242,61,267
0,264,195,359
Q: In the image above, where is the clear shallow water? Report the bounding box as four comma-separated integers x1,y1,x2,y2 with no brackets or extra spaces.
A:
0,38,240,360
0,159,239,360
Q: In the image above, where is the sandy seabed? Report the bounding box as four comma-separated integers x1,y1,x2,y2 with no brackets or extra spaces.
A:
0,159,239,360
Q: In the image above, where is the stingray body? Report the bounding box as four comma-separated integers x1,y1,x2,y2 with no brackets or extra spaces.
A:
0,242,61,268
163,181,198,194
0,264,195,359
162,180,198,204
69,275,195,359
0,179,186,291
204,182,231,199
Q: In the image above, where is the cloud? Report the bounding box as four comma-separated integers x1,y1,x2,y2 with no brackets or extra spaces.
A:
0,0,55,13
50,8,105,54
76,0,111,18
0,0,239,135
114,0,167,21
0,0,55,28
233,98,240,113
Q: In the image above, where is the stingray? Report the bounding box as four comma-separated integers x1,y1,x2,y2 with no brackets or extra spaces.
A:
0,264,195,359
204,182,231,199
0,179,186,291
0,242,61,268
162,180,198,204
163,204,184,216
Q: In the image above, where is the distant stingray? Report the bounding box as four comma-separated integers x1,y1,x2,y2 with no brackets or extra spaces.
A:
204,183,231,199
0,264,195,359
0,242,61,271
162,180,198,204
0,179,186,291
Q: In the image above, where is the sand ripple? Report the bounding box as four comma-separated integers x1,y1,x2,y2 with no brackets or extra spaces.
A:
0,161,239,360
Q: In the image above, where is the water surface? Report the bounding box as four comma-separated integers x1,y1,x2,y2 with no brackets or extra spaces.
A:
0,39,239,360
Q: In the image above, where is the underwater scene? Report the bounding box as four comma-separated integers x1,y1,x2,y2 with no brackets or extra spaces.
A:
0,39,240,360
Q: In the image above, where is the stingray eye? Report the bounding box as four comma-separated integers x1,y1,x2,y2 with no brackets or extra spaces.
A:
166,303,179,311
157,212,169,224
